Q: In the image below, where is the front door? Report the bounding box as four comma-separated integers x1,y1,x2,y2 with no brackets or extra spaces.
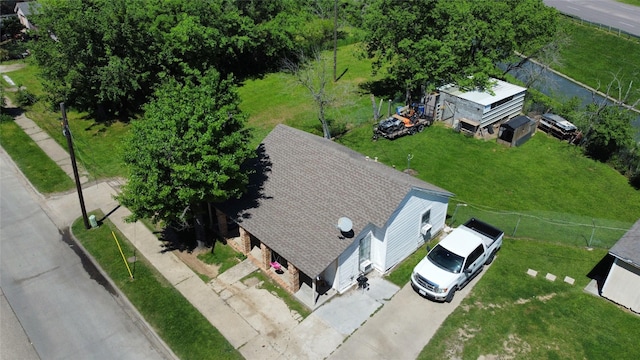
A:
359,233,371,272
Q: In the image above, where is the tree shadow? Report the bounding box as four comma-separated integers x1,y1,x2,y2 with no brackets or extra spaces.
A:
1,106,25,117
335,67,349,82
359,77,404,99
158,225,198,254
215,143,273,225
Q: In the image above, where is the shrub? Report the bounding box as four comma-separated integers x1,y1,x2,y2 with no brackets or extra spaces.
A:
0,113,13,123
16,88,37,107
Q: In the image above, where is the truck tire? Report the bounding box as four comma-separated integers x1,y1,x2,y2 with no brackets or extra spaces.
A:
485,250,497,265
445,286,457,303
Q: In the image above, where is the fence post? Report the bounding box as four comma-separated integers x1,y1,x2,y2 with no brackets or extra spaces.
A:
588,219,596,248
512,216,521,237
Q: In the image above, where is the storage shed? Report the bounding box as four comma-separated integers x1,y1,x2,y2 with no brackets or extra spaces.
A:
217,125,453,307
436,78,527,138
497,115,537,147
600,219,640,314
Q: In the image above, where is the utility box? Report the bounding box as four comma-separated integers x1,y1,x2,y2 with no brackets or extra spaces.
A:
89,215,98,228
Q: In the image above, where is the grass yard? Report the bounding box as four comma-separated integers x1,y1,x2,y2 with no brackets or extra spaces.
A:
197,242,247,274
339,123,640,246
558,17,640,107
419,239,640,359
0,118,74,193
2,63,129,179
72,211,242,360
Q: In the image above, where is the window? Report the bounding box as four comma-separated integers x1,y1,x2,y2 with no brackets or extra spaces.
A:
359,233,371,268
464,245,485,270
420,209,432,238
490,95,514,109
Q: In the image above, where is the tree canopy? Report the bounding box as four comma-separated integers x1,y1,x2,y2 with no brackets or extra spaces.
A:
580,104,636,163
361,0,559,94
31,0,322,118
116,70,253,225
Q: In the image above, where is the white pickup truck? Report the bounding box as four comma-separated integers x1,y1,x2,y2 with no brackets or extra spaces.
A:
411,218,504,303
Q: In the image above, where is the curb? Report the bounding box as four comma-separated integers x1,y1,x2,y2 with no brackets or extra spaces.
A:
68,224,180,360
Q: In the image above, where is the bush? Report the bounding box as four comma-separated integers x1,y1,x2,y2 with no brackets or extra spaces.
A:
0,113,13,123
16,88,37,107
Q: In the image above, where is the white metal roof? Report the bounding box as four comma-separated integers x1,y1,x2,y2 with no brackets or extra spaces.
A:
439,78,527,106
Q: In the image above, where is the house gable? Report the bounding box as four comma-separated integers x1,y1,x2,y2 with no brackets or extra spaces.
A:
601,219,640,313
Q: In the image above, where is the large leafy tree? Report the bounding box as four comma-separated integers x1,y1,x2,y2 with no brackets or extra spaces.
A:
116,70,253,225
31,0,313,118
579,104,635,163
361,0,559,93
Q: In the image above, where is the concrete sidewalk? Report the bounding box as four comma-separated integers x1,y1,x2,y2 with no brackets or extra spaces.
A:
13,113,89,184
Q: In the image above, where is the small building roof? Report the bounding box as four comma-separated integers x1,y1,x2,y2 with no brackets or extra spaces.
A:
501,115,534,130
609,219,640,268
222,124,453,277
14,2,41,16
439,78,527,107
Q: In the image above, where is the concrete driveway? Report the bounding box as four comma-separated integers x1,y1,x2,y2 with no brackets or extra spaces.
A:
329,269,486,360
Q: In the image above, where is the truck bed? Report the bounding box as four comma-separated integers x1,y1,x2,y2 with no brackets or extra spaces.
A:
462,218,504,247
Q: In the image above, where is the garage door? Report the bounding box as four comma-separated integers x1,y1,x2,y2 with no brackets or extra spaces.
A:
601,258,640,313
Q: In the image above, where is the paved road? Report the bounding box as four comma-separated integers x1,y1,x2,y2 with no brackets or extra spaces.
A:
0,150,170,360
545,0,640,37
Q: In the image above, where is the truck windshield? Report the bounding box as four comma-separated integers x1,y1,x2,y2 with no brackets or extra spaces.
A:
427,244,464,273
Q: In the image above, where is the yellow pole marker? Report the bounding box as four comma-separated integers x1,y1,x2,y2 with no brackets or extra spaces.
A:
112,231,134,279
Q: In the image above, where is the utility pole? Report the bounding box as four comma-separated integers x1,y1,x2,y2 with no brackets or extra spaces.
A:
333,0,338,82
60,102,90,229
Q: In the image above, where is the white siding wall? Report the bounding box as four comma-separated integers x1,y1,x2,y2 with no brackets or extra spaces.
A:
382,189,449,271
370,228,386,272
336,238,360,293
480,91,526,127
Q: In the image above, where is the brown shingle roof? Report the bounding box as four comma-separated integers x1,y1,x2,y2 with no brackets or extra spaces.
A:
223,124,452,277
609,219,640,268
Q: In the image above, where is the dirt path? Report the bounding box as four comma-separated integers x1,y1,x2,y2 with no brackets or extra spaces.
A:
173,248,220,280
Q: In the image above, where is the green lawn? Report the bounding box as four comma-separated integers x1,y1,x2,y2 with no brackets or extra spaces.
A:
72,212,242,360
558,17,640,107
197,242,247,275
2,63,129,179
419,239,640,359
618,0,640,7
0,118,74,193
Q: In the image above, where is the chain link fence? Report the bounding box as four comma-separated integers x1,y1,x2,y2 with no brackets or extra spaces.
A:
564,14,640,44
447,200,632,249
